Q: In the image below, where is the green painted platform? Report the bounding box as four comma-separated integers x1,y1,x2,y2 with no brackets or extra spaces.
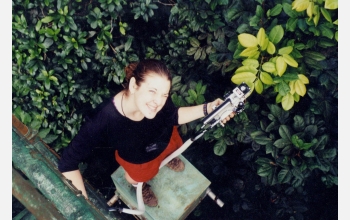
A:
111,154,211,220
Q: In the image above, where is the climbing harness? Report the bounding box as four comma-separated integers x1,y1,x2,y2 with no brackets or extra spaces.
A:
109,82,251,215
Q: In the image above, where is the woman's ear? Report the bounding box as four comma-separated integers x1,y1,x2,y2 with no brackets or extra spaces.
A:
129,77,137,94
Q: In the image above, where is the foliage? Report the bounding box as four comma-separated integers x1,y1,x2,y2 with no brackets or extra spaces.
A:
13,0,337,218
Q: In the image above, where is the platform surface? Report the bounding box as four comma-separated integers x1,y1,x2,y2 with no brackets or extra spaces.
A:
111,154,211,220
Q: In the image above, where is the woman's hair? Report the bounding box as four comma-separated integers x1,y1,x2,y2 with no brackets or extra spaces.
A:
123,59,172,94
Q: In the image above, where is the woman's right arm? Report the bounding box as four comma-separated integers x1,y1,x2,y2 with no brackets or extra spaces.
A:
62,170,88,198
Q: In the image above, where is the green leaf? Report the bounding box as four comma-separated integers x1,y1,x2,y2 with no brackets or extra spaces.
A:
282,54,298,67
268,25,284,44
38,128,50,139
213,139,227,156
242,59,259,68
293,115,305,131
278,46,293,55
125,36,133,51
320,7,332,22
41,16,54,23
260,72,274,85
278,169,292,184
43,38,54,48
274,139,291,148
267,41,276,54
257,165,273,177
269,4,283,17
262,62,276,73
279,125,291,140
189,37,200,47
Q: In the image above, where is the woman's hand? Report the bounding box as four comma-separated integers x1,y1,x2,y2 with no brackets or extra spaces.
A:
207,98,236,124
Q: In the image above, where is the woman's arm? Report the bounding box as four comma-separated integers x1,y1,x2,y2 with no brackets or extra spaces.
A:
177,98,234,125
62,170,88,198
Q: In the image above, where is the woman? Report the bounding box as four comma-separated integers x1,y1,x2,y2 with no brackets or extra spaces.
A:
58,59,234,207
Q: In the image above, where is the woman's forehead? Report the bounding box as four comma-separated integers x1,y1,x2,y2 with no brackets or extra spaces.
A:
142,73,171,92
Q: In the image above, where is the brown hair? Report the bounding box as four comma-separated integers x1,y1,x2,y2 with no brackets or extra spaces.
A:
123,59,172,94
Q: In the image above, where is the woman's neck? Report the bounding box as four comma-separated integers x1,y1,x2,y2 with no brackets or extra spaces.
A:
116,91,144,121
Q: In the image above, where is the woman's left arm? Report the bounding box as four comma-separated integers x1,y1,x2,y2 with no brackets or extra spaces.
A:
177,98,235,125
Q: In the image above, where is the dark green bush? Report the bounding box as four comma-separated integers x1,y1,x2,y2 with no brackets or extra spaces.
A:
13,0,337,218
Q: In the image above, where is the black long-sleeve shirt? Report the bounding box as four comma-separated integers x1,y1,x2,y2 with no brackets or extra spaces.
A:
58,97,179,172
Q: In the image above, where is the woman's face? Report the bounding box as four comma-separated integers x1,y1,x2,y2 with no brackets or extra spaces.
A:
133,73,171,119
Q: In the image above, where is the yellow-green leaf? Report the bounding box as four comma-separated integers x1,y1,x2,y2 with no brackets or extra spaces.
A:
119,26,125,35
261,37,269,51
289,81,296,94
278,46,293,55
254,79,264,94
231,72,256,85
257,28,266,48
260,72,274,85
298,74,309,84
194,49,202,60
293,93,300,102
276,56,287,76
235,65,258,74
242,59,259,68
325,0,338,9
320,7,332,22
306,2,314,19
240,46,259,57
282,93,294,110
97,40,104,50
282,54,298,67
276,93,283,103
267,41,276,55
262,62,276,73
238,33,258,47
189,37,200,47
295,80,307,96
292,0,310,11
313,5,320,26
41,16,54,23
249,51,260,59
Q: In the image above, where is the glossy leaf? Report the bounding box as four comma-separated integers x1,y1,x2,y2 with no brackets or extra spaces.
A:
262,62,276,73
295,80,307,96
235,65,258,74
242,59,259,68
278,46,293,55
268,25,284,44
231,72,256,85
278,169,292,184
276,56,287,76
240,46,259,57
254,79,263,94
260,72,274,85
282,93,294,110
257,28,266,47
267,41,276,54
238,33,258,47
325,0,338,9
282,54,298,67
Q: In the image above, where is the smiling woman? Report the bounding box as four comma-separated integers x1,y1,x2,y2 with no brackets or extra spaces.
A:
57,59,234,208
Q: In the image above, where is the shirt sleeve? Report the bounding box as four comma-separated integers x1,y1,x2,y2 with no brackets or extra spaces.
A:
58,105,109,173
